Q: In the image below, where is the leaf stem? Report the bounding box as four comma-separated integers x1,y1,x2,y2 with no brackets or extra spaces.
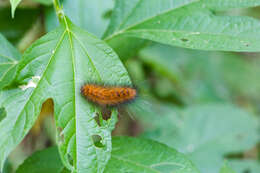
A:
53,0,64,22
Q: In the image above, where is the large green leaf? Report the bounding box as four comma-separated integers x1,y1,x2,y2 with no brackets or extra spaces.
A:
104,0,260,52
122,8,260,51
16,147,65,173
0,15,131,172
0,34,21,89
45,0,114,38
130,103,259,173
104,136,199,173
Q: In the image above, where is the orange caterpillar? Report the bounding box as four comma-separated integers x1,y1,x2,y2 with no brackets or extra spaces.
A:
81,84,137,106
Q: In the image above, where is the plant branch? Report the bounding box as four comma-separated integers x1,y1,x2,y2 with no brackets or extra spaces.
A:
53,0,64,22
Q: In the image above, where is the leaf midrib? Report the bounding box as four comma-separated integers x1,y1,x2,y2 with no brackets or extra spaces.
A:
63,16,78,168
62,16,104,171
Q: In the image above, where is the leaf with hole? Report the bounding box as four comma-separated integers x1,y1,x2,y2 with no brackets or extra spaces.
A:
0,15,131,173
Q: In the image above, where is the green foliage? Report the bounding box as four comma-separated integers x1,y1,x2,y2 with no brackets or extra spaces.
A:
139,44,260,104
103,0,260,53
0,14,130,172
17,137,199,173
104,136,199,173
16,147,65,173
45,0,114,38
3,0,260,173
103,0,197,58
130,103,259,173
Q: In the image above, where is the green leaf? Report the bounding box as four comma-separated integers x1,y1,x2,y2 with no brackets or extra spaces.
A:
103,0,197,57
131,103,259,173
104,0,260,52
0,15,131,173
10,0,22,17
219,162,236,173
124,8,260,51
0,34,21,89
17,138,200,173
104,136,200,173
16,147,65,173
103,0,197,39
45,0,114,38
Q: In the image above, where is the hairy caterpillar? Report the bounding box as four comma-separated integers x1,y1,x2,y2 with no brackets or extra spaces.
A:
81,84,137,106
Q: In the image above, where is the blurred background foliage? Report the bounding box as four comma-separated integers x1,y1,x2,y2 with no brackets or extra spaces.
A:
0,0,260,173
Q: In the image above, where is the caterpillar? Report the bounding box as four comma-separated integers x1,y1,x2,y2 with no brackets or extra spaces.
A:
81,84,137,106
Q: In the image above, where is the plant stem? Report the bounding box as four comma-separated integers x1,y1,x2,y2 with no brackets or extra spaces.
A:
53,0,64,22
